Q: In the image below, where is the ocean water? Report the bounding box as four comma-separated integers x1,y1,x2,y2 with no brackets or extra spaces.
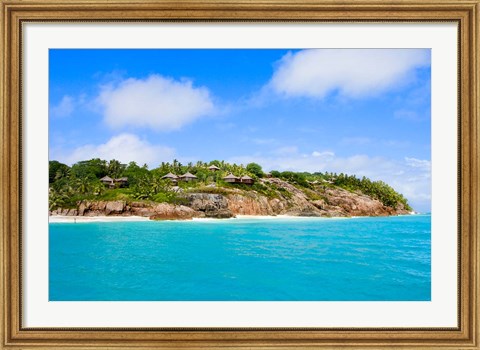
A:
49,215,431,301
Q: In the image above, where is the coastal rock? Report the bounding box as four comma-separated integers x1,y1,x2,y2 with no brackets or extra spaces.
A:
186,193,235,218
149,204,198,220
226,194,275,215
105,200,126,215
52,177,410,220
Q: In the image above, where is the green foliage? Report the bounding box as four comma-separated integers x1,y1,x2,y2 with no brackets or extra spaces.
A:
71,158,108,179
123,161,150,186
49,160,70,183
48,157,412,212
332,173,412,210
270,170,281,178
277,171,311,188
189,186,231,196
152,192,189,205
107,159,126,179
95,188,131,201
251,182,279,199
246,162,263,178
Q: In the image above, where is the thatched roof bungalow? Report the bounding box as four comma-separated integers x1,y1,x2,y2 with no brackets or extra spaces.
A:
100,175,113,184
100,176,114,188
162,172,178,180
223,173,240,183
114,177,129,188
179,172,197,182
100,176,128,188
240,175,254,185
208,165,220,171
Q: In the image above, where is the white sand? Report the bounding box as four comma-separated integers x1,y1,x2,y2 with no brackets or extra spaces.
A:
235,215,308,220
49,216,150,223
49,214,360,224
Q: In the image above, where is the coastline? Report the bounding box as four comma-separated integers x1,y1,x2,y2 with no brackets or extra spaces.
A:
48,212,419,224
49,215,151,223
48,214,319,223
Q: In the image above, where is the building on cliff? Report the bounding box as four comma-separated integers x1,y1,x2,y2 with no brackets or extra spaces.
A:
100,176,128,189
240,175,254,185
223,173,240,183
179,172,198,182
162,172,179,184
223,173,255,185
208,165,220,171
100,176,114,187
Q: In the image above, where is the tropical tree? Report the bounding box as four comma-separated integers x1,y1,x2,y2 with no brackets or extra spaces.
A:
49,160,70,183
71,158,108,179
75,176,92,194
246,162,264,178
107,159,126,179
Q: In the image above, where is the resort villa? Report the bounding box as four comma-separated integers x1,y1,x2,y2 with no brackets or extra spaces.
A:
100,176,128,189
223,173,254,185
208,165,220,171
161,168,255,186
161,172,179,184
179,172,197,182
161,172,197,183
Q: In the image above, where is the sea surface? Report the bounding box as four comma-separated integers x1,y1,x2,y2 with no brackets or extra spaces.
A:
49,214,431,301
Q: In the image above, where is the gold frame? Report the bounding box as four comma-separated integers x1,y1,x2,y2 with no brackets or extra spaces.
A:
1,0,479,349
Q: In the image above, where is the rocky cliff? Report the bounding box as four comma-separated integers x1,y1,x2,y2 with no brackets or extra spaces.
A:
225,178,408,217
50,177,410,220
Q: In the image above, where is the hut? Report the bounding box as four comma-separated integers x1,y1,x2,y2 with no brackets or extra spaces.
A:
264,172,273,178
100,176,115,188
240,175,254,185
223,173,240,183
179,172,197,182
162,172,178,179
114,177,129,188
162,172,179,184
208,165,220,171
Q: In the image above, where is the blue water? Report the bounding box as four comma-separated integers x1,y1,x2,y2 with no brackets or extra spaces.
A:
49,215,431,301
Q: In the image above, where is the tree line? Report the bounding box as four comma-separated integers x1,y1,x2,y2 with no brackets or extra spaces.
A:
49,158,411,211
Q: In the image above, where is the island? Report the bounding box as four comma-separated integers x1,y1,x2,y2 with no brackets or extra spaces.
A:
49,158,413,220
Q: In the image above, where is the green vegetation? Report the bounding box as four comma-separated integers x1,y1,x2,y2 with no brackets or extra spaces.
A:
49,158,269,210
328,173,412,210
49,158,411,212
246,162,264,178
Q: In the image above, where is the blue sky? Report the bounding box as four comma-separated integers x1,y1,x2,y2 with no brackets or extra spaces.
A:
49,49,431,212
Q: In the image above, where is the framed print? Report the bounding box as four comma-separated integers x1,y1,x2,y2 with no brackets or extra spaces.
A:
1,0,479,349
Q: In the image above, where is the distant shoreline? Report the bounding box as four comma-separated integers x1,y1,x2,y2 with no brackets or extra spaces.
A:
49,212,420,223
49,216,150,223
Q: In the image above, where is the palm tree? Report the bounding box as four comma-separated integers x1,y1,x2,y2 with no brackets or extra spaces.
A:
75,177,91,194
49,189,68,210
108,159,124,179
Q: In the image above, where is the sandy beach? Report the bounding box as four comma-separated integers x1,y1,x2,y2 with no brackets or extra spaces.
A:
49,216,151,223
48,214,354,223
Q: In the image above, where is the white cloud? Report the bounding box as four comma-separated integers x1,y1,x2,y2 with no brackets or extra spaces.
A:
405,157,431,169
53,133,175,168
228,151,431,212
97,74,215,131
312,150,334,158
51,95,75,117
268,49,430,99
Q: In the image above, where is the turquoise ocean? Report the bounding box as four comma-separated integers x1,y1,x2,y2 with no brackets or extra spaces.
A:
49,214,431,301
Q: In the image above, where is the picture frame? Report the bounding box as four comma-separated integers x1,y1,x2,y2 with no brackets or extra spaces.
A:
1,0,478,349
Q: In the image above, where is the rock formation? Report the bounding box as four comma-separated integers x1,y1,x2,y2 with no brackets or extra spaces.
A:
50,178,410,220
